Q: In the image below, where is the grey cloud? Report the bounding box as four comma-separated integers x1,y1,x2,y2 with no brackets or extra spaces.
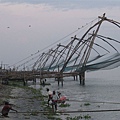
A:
0,0,120,10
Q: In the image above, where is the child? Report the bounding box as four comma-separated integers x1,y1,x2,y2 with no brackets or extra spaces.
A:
1,101,17,117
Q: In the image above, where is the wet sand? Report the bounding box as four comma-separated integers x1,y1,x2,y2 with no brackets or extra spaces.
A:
0,84,49,120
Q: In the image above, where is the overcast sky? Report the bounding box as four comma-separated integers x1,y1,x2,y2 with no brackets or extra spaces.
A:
0,0,120,68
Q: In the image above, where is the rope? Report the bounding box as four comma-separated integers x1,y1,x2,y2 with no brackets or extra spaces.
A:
9,28,80,68
9,18,98,69
67,99,120,105
1,95,120,105
9,109,120,114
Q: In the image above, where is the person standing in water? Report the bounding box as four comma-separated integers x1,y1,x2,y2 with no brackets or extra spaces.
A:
46,88,53,106
52,91,58,112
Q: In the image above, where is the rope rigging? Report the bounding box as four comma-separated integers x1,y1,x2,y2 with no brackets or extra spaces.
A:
7,14,120,73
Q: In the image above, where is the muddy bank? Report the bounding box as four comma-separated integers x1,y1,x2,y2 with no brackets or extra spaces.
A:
0,84,12,105
0,84,50,120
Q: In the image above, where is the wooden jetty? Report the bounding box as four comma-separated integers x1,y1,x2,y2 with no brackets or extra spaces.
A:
0,69,85,86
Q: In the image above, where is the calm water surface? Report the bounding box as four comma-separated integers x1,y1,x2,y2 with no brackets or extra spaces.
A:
30,70,120,120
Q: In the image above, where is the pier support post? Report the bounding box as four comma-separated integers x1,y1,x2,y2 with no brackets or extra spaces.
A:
79,72,85,85
61,77,63,87
57,73,63,86
79,74,82,85
23,79,26,86
58,77,60,86
73,75,78,81
73,75,75,81
57,77,64,86
76,75,78,81
32,70,36,84
23,72,27,86
33,78,36,84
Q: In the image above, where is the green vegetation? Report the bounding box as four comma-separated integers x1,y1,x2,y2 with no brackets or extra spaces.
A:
9,80,24,87
80,103,91,107
43,106,59,119
84,115,91,119
0,81,93,120
30,110,39,116
66,114,91,120
84,103,91,106
59,103,70,107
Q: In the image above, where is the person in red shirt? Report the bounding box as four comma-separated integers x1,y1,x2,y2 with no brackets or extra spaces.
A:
57,91,66,104
1,101,17,117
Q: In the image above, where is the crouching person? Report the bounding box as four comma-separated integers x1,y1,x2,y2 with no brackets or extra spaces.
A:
52,91,58,112
57,91,66,104
1,101,17,117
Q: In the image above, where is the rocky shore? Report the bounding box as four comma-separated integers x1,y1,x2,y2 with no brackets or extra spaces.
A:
0,84,51,120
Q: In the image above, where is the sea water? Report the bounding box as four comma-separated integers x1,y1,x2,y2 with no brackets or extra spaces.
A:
30,68,120,120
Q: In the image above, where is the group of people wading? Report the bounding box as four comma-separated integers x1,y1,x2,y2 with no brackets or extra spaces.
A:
46,88,66,112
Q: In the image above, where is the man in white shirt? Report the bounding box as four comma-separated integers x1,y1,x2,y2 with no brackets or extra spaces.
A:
52,91,58,111
46,88,52,106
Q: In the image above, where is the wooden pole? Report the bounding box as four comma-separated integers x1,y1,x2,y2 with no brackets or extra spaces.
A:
79,74,82,85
